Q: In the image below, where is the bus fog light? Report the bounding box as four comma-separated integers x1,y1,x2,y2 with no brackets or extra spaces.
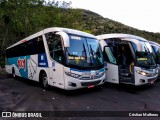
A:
65,72,80,78
68,82,77,87
102,79,105,83
140,79,145,83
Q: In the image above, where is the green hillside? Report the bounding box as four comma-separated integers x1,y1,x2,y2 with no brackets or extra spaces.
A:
0,0,160,67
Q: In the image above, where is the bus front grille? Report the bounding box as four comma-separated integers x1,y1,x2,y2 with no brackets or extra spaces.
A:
81,80,101,87
148,77,157,82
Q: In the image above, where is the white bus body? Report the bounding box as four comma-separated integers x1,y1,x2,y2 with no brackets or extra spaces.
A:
5,27,105,90
97,34,158,86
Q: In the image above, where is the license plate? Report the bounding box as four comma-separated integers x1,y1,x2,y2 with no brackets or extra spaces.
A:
88,85,95,88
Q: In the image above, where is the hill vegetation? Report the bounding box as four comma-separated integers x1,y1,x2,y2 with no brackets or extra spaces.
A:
0,0,160,67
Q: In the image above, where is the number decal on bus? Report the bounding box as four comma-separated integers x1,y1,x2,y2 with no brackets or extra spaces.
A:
18,57,26,71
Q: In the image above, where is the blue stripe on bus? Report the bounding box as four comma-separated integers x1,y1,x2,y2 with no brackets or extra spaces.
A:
70,68,91,72
70,68,105,72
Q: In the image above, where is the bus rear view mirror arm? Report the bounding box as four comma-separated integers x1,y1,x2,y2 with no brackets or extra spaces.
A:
56,32,70,47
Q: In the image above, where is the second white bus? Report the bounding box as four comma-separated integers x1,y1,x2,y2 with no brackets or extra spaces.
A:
149,41,160,77
97,34,158,86
5,27,105,90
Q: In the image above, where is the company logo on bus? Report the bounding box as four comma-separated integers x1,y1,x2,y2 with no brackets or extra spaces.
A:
18,57,26,71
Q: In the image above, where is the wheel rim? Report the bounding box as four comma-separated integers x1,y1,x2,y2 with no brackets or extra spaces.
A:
42,73,48,88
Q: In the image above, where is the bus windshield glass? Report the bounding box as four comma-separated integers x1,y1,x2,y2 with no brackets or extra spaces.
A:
66,35,104,70
133,41,156,68
152,45,160,64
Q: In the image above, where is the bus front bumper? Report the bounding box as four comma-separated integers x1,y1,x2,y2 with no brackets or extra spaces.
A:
64,74,105,90
135,73,158,86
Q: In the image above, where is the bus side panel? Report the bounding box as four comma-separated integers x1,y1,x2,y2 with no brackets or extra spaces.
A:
27,54,38,81
5,64,15,75
7,56,31,78
5,58,12,74
28,53,49,82
6,53,50,82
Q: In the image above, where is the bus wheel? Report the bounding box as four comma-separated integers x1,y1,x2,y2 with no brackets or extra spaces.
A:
12,68,16,78
40,72,49,89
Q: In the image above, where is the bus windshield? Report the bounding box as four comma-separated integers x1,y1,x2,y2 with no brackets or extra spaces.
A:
66,35,104,70
152,45,160,64
133,41,156,68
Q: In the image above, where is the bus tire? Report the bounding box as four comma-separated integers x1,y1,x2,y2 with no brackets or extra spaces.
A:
39,71,49,89
12,68,16,78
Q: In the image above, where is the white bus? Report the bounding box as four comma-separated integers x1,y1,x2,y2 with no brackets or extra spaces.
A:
5,27,105,90
149,41,160,77
97,34,158,86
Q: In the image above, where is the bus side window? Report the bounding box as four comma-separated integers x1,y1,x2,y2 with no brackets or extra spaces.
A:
11,47,16,57
7,48,12,58
20,44,26,56
45,33,64,64
26,41,34,55
45,33,54,54
35,36,45,54
104,47,117,64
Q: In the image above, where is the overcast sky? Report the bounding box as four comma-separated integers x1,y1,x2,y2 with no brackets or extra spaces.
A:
64,0,160,33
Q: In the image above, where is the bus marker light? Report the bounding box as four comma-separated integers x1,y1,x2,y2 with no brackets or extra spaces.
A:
21,40,27,43
151,81,154,84
68,82,77,87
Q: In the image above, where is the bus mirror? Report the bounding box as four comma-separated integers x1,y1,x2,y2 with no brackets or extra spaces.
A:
56,32,70,47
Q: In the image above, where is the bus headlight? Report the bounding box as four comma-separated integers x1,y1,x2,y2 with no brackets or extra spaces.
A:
136,71,149,76
65,72,81,78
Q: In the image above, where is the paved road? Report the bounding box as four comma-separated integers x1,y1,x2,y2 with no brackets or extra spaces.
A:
0,75,160,120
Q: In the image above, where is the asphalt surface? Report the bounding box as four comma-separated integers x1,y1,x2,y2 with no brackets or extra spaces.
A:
0,69,160,120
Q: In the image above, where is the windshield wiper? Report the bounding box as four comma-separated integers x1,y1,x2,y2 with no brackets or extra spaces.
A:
89,45,95,65
82,43,87,60
85,40,94,65
89,45,103,66
82,43,87,69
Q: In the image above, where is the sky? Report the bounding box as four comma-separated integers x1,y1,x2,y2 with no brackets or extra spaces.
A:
64,0,160,33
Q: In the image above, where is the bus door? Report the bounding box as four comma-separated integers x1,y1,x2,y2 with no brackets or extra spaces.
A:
117,42,135,84
51,61,64,89
46,33,65,89
104,46,119,84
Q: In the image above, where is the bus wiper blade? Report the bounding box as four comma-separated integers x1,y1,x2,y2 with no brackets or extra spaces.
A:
89,45,95,64
89,45,102,66
82,43,87,60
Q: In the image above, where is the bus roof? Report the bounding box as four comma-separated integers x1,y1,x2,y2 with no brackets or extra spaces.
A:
149,41,160,47
7,27,96,49
97,33,148,42
43,27,95,38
